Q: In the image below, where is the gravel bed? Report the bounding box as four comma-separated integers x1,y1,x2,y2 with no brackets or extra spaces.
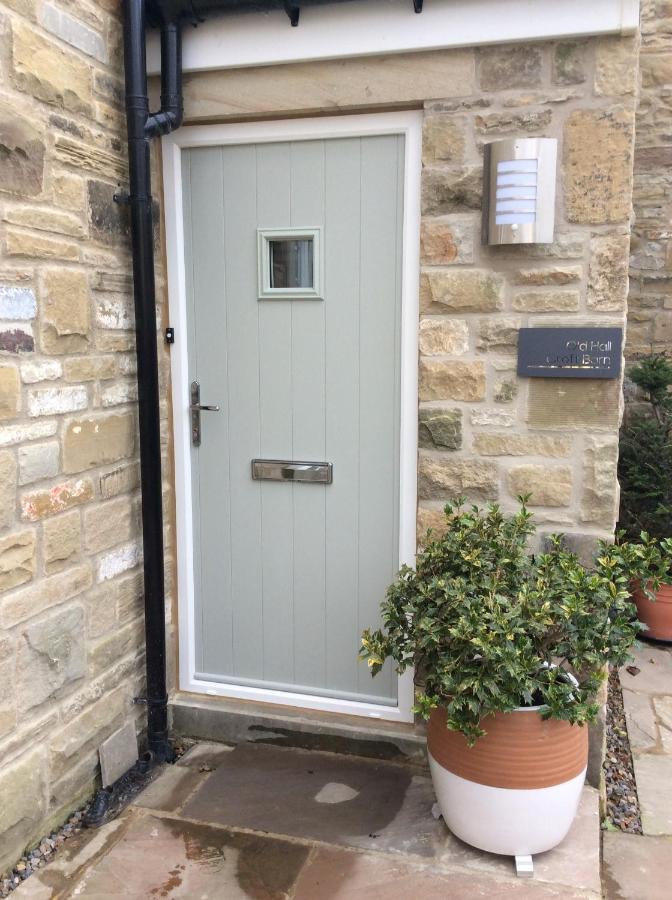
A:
0,741,191,898
603,666,643,834
0,805,90,897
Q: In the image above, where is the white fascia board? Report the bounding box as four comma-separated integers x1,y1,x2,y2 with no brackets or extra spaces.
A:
147,0,639,76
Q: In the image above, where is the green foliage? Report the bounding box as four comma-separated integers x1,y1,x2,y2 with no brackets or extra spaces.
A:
361,499,642,744
629,354,672,404
609,531,672,596
619,354,672,540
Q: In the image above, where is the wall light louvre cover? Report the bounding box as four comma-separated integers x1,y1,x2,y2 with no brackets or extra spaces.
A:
483,138,557,245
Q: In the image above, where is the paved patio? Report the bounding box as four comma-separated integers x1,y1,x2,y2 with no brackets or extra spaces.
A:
603,641,672,900
15,738,601,899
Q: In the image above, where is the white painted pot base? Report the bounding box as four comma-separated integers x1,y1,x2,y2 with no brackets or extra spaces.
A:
429,751,586,857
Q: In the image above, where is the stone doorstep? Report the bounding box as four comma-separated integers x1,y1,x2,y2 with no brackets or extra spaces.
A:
169,693,606,786
169,694,429,767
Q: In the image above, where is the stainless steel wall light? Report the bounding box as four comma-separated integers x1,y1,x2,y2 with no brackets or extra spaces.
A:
482,138,558,245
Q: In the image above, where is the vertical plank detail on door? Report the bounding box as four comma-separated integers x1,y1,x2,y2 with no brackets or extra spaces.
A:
182,152,203,672
289,141,327,691
221,145,264,681
324,137,362,696
256,142,295,686
357,134,403,700
185,147,233,677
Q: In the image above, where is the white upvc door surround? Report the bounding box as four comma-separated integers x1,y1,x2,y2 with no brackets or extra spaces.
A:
147,0,639,76
162,111,421,723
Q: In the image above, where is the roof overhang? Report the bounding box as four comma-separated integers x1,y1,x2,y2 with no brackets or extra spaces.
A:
146,0,640,76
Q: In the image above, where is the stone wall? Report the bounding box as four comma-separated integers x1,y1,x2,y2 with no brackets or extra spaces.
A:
0,2,642,875
0,0,146,872
171,34,638,569
625,1,672,359
416,38,638,555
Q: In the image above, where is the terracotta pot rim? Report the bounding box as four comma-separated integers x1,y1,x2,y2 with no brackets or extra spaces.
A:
632,578,672,590
633,581,672,640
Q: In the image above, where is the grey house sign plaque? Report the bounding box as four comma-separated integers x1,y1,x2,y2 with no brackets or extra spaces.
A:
517,327,623,379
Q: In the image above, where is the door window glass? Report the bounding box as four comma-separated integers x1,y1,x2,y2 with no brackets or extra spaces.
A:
257,227,323,299
269,238,314,289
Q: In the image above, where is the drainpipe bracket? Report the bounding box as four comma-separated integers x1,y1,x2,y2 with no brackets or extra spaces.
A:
284,2,300,26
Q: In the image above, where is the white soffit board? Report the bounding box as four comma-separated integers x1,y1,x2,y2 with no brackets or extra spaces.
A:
146,0,640,76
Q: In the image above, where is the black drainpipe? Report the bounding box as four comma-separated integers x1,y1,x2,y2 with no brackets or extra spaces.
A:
123,0,413,763
122,0,183,762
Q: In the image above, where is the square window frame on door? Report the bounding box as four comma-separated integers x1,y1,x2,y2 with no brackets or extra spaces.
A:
162,111,421,724
257,226,324,299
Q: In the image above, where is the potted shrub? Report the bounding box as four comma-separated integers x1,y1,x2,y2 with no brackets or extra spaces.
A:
612,533,672,642
360,499,640,857
618,353,672,640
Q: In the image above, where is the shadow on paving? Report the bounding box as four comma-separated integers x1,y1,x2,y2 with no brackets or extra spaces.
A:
180,742,442,856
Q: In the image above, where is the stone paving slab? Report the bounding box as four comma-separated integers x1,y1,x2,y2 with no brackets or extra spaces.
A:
652,696,672,752
175,741,235,770
631,754,672,835
620,645,672,696
13,741,602,899
431,785,602,896
180,741,601,894
15,809,595,900
180,742,445,858
603,831,672,900
132,764,206,813
621,688,659,753
292,846,592,899
9,819,130,900
65,811,308,899
619,643,672,839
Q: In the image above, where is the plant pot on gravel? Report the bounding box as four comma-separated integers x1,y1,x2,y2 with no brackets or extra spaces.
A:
609,533,672,643
632,582,672,641
617,354,672,641
361,498,641,860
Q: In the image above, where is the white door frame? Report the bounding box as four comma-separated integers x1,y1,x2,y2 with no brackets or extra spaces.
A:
162,111,421,723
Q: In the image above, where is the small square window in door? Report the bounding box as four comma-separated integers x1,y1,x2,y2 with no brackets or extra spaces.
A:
270,238,313,288
257,227,323,299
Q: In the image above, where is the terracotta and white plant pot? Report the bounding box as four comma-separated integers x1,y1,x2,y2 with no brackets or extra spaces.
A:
633,581,672,642
427,706,588,856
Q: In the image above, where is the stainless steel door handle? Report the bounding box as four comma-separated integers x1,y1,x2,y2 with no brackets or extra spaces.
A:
190,381,219,446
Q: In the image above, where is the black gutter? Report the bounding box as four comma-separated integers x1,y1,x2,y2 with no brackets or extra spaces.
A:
123,0,183,762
